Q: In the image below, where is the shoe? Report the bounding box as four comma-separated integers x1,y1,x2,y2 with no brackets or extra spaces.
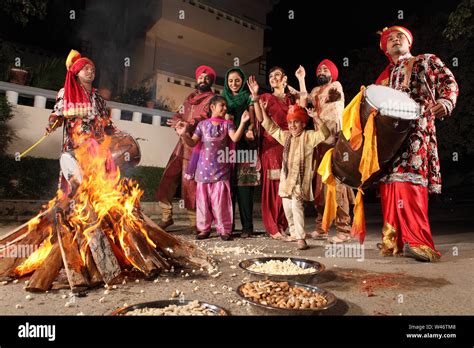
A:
329,233,352,244
241,230,253,238
296,239,309,250
195,231,210,240
158,218,174,230
220,234,233,241
403,243,430,262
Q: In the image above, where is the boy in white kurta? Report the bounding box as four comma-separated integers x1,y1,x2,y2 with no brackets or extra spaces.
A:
258,101,329,250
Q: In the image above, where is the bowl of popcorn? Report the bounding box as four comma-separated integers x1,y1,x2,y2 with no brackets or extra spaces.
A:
239,257,325,283
111,299,230,316
236,279,336,315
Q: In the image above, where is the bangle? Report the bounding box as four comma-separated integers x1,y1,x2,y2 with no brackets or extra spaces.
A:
251,95,260,103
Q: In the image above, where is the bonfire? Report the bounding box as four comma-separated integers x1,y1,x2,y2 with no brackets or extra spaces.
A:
0,136,210,292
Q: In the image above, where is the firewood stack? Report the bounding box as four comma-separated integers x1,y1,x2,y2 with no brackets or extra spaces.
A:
0,140,210,293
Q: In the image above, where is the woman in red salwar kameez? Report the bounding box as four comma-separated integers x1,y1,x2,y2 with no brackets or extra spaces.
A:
247,68,296,240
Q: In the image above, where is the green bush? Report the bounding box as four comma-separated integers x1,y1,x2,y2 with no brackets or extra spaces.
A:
0,155,164,202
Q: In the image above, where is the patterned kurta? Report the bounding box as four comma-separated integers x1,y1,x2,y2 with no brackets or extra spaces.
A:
51,87,114,152
376,53,459,194
193,119,236,183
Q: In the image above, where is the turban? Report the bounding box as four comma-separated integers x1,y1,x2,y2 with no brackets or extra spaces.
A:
63,49,95,117
195,65,216,83
379,26,413,53
317,59,338,82
287,105,309,124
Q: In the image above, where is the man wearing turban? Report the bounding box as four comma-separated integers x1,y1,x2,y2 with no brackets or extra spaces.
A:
296,59,355,243
155,65,216,231
45,49,118,191
375,26,459,262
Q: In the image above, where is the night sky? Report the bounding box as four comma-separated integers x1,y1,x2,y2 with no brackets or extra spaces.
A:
266,0,462,96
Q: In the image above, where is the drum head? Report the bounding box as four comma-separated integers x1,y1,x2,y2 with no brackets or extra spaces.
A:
60,152,83,184
365,85,420,119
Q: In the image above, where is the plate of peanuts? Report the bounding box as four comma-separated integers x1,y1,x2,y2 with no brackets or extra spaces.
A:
236,280,336,315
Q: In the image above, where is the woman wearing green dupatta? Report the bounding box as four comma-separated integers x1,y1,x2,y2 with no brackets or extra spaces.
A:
223,67,260,238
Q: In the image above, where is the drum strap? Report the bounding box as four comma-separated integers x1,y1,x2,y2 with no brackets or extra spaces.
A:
402,57,416,90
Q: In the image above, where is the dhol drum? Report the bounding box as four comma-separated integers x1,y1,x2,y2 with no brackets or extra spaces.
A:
332,85,420,188
60,132,141,184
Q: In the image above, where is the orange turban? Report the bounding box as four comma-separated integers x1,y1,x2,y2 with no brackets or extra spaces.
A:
379,26,413,53
317,59,339,81
287,105,309,123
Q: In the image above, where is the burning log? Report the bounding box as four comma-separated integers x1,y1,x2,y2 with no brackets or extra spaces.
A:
1,135,211,292
26,243,62,292
56,213,90,292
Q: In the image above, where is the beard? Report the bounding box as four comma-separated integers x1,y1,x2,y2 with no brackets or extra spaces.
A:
316,75,330,86
196,82,212,92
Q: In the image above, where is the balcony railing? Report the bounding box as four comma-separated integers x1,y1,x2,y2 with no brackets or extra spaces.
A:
0,81,175,127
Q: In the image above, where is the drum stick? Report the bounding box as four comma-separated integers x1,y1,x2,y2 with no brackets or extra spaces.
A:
19,119,59,159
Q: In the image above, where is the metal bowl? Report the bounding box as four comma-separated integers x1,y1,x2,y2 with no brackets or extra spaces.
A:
236,280,337,316
111,299,230,316
239,257,325,283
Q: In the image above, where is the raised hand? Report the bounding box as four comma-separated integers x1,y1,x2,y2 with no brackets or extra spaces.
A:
166,118,180,128
245,129,255,141
175,120,187,136
241,111,250,123
305,107,317,118
295,65,306,80
247,75,259,96
326,88,341,103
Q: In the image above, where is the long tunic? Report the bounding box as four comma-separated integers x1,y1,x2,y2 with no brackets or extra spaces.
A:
376,53,459,194
261,117,326,201
193,119,235,183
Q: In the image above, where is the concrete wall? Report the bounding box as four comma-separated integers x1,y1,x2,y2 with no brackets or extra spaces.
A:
6,105,177,168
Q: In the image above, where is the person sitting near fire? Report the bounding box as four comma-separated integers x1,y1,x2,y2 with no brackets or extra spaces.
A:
174,95,250,241
45,49,118,193
256,100,330,250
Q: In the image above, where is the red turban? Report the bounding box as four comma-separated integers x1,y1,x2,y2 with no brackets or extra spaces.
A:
379,26,413,53
195,65,216,83
63,49,95,117
317,59,338,82
287,105,309,124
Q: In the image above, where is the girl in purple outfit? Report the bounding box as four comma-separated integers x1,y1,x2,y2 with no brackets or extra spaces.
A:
175,95,250,240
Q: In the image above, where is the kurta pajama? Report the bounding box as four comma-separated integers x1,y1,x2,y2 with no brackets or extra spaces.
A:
309,81,355,235
376,53,458,260
155,90,215,224
261,116,327,240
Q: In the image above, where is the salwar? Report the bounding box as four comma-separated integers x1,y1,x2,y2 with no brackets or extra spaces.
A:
196,180,233,235
282,186,305,240
232,185,254,232
261,170,288,235
379,182,441,261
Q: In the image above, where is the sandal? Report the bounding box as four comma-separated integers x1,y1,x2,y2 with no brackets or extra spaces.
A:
195,231,211,240
329,233,352,244
310,231,328,240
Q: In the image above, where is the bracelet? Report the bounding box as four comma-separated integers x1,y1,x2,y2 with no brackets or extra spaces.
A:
251,95,260,103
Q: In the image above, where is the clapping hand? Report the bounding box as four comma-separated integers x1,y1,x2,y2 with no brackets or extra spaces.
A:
247,75,259,96
175,120,187,136
241,111,250,123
